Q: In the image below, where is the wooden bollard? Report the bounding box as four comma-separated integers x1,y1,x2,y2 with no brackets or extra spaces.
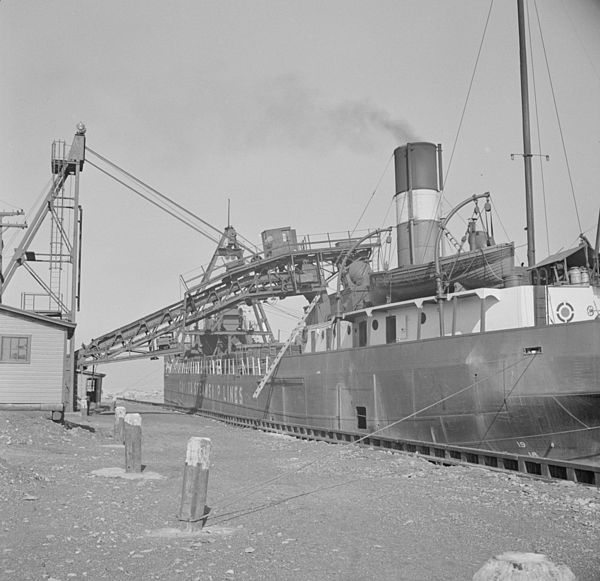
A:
473,552,576,580
178,437,211,525
114,406,126,442
124,413,142,473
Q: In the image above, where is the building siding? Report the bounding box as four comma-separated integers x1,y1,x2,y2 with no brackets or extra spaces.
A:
0,312,65,405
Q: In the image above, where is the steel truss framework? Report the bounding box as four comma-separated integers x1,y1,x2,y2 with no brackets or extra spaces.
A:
78,240,378,367
2,129,86,318
1,126,86,410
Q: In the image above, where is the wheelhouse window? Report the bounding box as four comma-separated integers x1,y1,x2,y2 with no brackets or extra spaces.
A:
0,336,31,363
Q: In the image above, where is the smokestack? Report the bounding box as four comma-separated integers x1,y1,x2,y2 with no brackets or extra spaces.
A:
394,142,443,267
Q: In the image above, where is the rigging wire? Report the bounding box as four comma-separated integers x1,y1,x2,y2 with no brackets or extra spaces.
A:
378,196,395,233
457,424,600,447
417,1,494,264
476,353,538,446
533,0,583,235
526,1,551,256
442,0,495,191
0,197,21,210
559,0,600,88
262,302,302,321
350,152,394,237
492,204,526,266
378,197,396,270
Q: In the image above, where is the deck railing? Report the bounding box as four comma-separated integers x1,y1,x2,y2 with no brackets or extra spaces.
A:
166,353,276,376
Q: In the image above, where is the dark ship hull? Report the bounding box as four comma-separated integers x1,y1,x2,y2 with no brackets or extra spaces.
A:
165,317,600,465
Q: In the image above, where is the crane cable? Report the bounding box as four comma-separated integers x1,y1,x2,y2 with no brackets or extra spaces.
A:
86,147,260,252
85,158,221,244
87,147,221,239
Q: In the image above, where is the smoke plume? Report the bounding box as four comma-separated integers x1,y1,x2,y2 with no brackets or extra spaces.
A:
328,99,418,145
229,76,419,151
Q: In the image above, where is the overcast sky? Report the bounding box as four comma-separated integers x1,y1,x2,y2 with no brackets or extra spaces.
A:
1,0,599,392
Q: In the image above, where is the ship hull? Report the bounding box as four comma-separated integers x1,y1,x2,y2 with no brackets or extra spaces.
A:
165,319,600,465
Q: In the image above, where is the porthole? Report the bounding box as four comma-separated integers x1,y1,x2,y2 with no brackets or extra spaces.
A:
421,312,427,324
372,319,379,331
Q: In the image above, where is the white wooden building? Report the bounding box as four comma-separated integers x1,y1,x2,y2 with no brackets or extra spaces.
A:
0,304,75,414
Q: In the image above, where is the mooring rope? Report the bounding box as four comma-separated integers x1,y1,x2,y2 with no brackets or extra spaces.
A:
475,353,538,446
203,354,531,524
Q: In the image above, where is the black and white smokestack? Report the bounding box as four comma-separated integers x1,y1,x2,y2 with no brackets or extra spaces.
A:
393,142,443,268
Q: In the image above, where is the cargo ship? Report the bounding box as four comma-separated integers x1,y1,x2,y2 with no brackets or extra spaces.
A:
163,139,600,465
77,1,600,465
160,2,600,465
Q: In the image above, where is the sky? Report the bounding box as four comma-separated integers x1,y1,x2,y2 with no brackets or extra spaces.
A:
1,0,600,394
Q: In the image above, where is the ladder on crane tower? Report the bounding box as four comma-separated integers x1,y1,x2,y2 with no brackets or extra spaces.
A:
48,194,68,312
253,292,322,399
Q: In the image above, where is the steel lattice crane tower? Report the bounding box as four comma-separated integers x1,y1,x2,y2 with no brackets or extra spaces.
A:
2,124,86,409
0,210,27,302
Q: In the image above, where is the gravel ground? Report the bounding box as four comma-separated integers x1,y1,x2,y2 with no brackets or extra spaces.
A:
0,402,598,581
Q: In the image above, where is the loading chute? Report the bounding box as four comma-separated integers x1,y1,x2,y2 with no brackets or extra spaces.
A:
77,225,381,366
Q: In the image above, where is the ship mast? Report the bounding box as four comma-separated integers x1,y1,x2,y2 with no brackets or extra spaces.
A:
517,0,536,267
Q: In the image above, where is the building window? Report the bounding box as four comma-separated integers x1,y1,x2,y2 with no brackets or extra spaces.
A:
0,336,31,363
386,316,396,344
